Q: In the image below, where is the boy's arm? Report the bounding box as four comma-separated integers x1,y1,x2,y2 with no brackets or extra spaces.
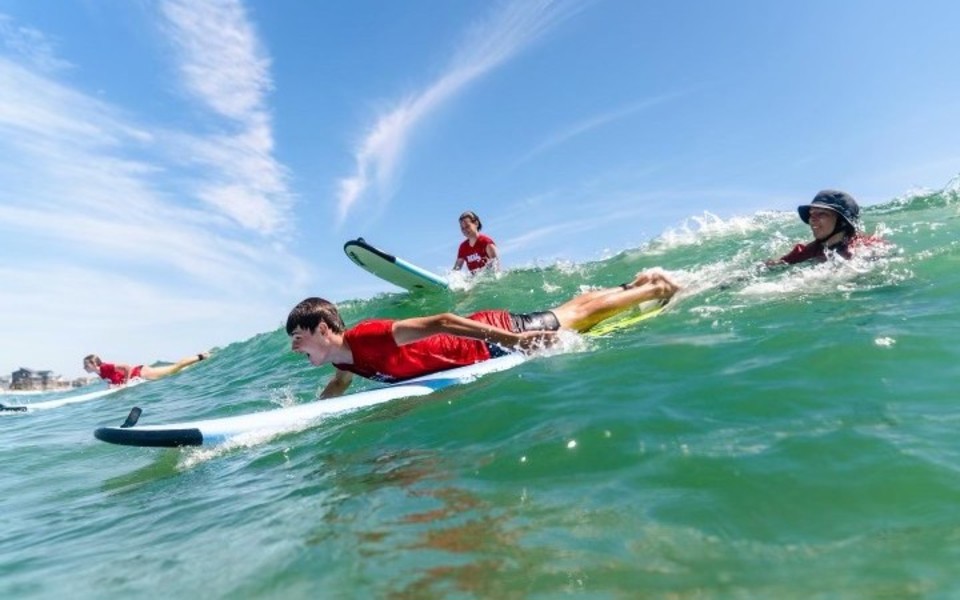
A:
319,368,353,399
393,313,553,351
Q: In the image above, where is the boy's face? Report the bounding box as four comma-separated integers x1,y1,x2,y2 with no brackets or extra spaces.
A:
83,358,97,373
290,324,334,366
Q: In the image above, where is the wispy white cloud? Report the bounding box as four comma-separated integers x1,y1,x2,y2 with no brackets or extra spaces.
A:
514,93,680,165
0,13,71,72
160,0,270,121
335,0,580,225
0,7,307,377
0,55,298,289
497,207,660,256
495,184,781,258
159,0,291,234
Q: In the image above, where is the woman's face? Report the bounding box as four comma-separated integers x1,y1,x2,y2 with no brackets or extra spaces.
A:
808,207,839,240
459,217,479,238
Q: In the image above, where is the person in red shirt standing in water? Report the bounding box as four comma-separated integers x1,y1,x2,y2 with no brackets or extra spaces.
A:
452,211,500,274
286,270,679,398
83,352,209,386
767,190,884,266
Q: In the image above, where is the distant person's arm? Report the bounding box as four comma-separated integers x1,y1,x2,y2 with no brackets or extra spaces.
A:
486,243,500,272
763,242,814,268
452,257,465,271
319,368,353,399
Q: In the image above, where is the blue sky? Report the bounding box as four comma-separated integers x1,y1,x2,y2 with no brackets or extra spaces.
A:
1,0,958,379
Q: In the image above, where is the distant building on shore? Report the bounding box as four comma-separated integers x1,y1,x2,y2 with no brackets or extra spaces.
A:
4,368,89,392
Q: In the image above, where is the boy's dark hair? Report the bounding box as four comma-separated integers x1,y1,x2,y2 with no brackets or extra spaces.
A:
459,211,482,231
286,297,345,335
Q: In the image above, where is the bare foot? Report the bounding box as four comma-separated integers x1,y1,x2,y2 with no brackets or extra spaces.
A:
625,269,676,291
628,270,679,299
624,270,654,289
648,272,679,299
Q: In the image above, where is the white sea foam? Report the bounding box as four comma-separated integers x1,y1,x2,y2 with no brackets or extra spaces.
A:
651,211,786,251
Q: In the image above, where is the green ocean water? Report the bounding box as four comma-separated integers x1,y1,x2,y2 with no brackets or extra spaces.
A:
3,184,959,599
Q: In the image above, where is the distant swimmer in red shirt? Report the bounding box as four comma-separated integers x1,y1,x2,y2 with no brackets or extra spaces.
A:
452,211,500,274
83,352,209,386
766,190,885,266
286,270,679,398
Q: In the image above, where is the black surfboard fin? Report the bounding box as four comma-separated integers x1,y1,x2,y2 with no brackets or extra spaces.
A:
120,406,142,428
0,403,28,413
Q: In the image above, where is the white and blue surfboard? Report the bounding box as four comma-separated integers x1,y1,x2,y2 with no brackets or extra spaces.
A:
344,238,448,292
1,380,143,413
94,353,527,448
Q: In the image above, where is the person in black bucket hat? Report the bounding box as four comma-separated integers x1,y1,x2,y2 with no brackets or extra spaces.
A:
799,190,860,232
767,190,884,266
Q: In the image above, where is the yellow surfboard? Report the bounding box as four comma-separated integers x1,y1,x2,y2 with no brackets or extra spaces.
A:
585,299,667,337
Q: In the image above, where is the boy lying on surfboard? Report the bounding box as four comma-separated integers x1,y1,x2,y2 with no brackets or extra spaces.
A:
286,270,678,398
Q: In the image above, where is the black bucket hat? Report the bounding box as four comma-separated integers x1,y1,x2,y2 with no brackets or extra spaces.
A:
798,190,860,230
